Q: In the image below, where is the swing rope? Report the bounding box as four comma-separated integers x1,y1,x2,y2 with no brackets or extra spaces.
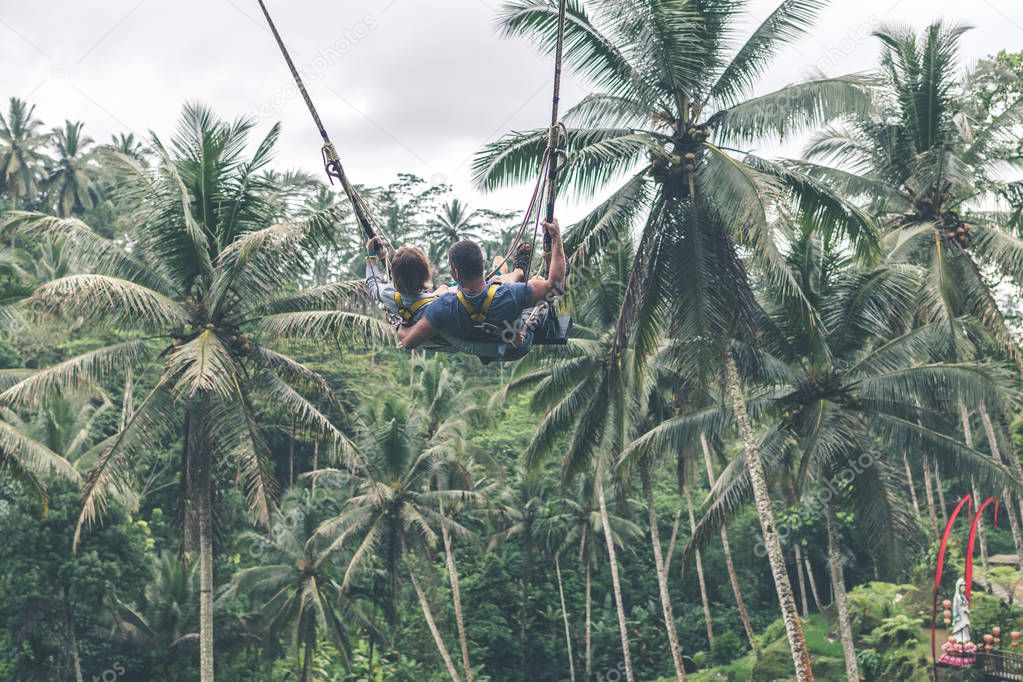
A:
255,0,570,340
255,0,396,258
489,0,570,282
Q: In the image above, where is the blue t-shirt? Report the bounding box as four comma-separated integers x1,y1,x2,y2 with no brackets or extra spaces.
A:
425,282,533,344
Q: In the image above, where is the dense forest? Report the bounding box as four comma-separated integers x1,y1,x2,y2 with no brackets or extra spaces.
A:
3,2,1023,681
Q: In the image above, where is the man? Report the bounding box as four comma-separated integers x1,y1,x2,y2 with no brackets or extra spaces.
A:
365,239,533,358
396,219,566,359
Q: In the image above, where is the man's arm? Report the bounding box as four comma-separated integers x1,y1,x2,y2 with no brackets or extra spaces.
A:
529,218,567,306
396,316,437,350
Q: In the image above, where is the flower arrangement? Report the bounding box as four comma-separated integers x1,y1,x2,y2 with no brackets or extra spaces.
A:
938,638,978,667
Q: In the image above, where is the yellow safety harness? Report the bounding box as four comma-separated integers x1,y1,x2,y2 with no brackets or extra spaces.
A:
457,284,500,324
394,291,437,324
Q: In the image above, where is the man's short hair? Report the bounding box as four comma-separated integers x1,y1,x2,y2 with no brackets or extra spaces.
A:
449,240,484,281
391,247,432,295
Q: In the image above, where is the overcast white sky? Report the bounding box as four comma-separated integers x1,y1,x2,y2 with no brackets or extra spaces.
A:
2,0,1022,220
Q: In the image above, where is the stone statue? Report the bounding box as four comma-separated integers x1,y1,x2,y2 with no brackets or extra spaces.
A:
951,577,971,644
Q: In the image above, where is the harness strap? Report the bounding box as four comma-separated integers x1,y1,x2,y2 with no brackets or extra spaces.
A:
457,284,500,324
394,292,436,323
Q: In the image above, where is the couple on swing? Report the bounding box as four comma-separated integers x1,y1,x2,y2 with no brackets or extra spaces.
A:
365,218,567,362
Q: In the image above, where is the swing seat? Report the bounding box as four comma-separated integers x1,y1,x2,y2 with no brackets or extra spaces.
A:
529,308,572,346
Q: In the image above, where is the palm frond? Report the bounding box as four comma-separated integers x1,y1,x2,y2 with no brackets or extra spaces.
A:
30,275,190,331
0,341,150,408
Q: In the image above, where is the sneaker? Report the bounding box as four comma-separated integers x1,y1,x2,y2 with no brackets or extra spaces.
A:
512,243,533,272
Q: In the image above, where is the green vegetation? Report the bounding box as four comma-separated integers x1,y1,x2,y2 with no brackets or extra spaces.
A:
3,2,1023,681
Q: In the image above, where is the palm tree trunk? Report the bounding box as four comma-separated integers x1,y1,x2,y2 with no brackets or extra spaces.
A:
922,454,938,536
902,454,921,518
724,354,812,680
520,527,534,681
311,438,319,494
289,415,296,487
585,560,592,681
440,514,474,682
192,405,216,682
805,557,825,611
979,403,1023,569
665,510,681,577
641,462,687,681
825,499,858,682
794,545,810,617
597,481,635,682
685,485,715,650
405,547,462,682
554,555,576,682
933,458,948,526
960,403,990,575
301,634,314,682
700,432,756,651
63,594,84,682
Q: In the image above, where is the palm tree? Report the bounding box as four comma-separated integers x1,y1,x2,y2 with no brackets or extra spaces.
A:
503,223,648,680
414,358,491,682
47,121,98,217
476,3,877,676
314,396,479,682
537,473,643,681
222,491,374,681
110,552,200,682
423,199,485,263
801,21,1023,561
0,405,79,504
106,132,147,163
630,230,1014,680
0,103,376,682
490,469,557,682
0,97,48,209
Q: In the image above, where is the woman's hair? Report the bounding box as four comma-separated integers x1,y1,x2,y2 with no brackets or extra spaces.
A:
391,247,432,295
448,240,485,280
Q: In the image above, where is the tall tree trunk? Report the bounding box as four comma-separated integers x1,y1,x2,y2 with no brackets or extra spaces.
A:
597,481,635,682
520,525,534,681
933,459,948,526
825,498,858,682
641,462,687,681
311,438,319,494
794,545,810,617
979,403,1023,569
805,557,825,611
665,510,681,577
289,415,296,487
63,593,84,682
405,547,462,682
301,633,314,682
922,454,938,536
191,405,216,682
960,404,990,575
903,454,921,518
685,485,715,650
700,432,756,652
724,354,813,680
441,512,474,682
585,560,592,681
555,555,576,682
